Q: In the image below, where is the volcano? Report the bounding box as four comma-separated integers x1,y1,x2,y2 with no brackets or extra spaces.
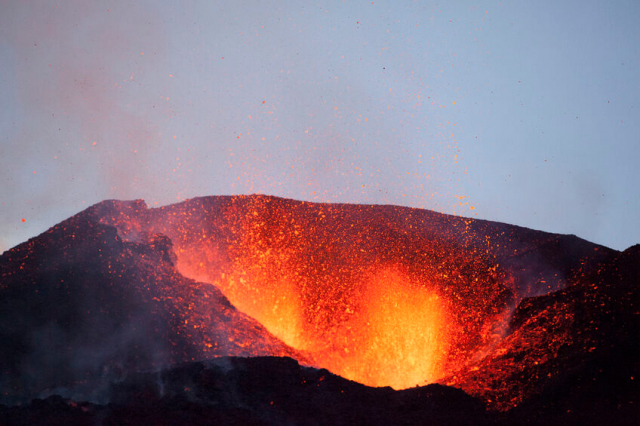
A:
1,195,638,425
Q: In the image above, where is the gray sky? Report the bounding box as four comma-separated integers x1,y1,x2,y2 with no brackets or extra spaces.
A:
1,0,639,253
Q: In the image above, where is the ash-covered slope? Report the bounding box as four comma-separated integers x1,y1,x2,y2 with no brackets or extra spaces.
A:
0,203,302,404
98,195,613,300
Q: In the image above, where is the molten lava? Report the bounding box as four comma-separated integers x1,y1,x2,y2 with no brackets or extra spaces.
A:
201,264,451,389
111,195,514,390
332,269,450,388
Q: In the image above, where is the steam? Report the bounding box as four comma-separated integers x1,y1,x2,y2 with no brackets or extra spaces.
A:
22,318,172,405
0,1,168,251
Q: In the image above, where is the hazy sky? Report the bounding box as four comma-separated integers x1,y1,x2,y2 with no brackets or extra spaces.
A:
1,1,639,253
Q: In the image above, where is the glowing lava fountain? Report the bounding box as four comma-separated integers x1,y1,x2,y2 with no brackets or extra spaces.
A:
97,195,515,389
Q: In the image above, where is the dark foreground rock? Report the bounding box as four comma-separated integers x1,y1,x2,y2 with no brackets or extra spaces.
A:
0,357,491,426
0,204,302,405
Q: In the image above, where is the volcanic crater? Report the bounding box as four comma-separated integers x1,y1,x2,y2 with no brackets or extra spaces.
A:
1,195,638,425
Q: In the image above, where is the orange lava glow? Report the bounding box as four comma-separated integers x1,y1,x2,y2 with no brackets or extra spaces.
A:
98,196,512,390
327,269,450,388
199,264,451,389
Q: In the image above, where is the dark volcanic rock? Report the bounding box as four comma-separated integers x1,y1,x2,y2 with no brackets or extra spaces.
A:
448,245,640,424
0,357,491,426
0,204,301,404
